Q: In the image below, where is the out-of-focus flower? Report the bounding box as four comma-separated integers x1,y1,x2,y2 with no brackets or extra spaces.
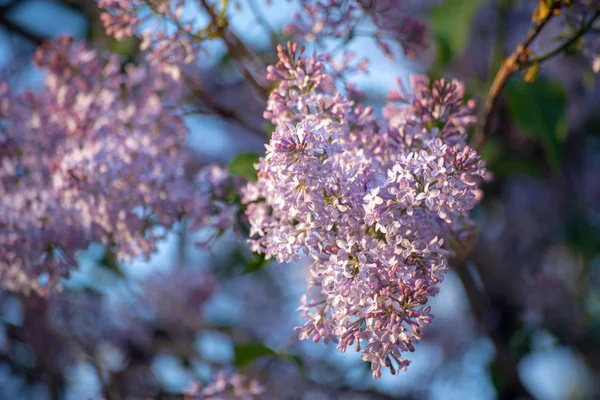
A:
0,36,190,294
184,370,264,400
285,0,427,59
98,0,200,79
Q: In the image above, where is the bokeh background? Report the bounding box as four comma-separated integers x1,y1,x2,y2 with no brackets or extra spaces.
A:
1,0,599,399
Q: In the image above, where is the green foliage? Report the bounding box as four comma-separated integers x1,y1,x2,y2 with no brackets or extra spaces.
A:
233,342,307,376
504,78,567,170
263,121,276,136
234,343,277,368
429,0,486,68
509,327,534,358
284,354,307,377
218,246,270,277
98,248,125,277
229,153,260,181
480,139,543,178
566,212,600,262
243,252,270,274
479,138,503,166
493,158,544,179
109,36,139,57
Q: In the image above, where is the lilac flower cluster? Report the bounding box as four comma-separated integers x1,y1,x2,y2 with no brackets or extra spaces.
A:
188,164,246,245
244,43,486,377
285,0,427,59
95,370,264,400
185,370,265,400
0,36,192,295
41,266,262,398
98,0,200,79
48,267,217,362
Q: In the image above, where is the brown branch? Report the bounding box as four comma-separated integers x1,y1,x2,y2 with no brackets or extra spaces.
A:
0,6,46,45
197,0,268,102
522,9,600,68
453,261,535,399
473,5,556,150
185,75,267,138
245,0,280,50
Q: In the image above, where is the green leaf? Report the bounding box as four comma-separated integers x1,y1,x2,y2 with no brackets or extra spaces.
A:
284,354,307,378
243,252,270,274
263,121,275,136
493,157,543,179
566,212,600,262
523,62,540,83
234,343,277,368
229,153,260,181
504,78,567,170
509,327,534,358
98,249,125,277
109,36,139,58
429,0,485,66
479,138,502,166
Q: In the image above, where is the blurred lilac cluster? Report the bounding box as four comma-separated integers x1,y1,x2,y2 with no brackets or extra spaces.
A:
185,371,264,400
244,43,486,378
0,265,263,399
96,370,264,400
98,0,199,79
285,0,427,59
0,37,189,295
0,36,245,296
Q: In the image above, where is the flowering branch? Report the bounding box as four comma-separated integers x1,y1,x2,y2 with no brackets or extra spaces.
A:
185,76,268,138
475,2,600,150
243,42,486,378
8,0,600,391
522,8,600,67
473,2,557,150
197,0,268,101
453,261,535,398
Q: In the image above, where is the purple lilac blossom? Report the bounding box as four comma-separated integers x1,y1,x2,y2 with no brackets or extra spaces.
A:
98,0,200,79
44,267,262,399
188,164,246,241
95,370,264,400
244,42,486,378
184,370,265,400
284,0,427,59
0,37,189,294
0,37,241,295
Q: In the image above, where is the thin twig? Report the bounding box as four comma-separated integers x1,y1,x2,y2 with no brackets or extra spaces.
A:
522,9,600,68
473,6,555,150
198,0,268,102
453,261,535,399
487,0,512,81
0,0,46,45
185,75,267,138
245,0,279,49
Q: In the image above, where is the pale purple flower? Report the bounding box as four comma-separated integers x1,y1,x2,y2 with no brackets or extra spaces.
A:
284,0,427,59
0,36,192,294
244,43,486,378
98,0,200,79
184,370,264,400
